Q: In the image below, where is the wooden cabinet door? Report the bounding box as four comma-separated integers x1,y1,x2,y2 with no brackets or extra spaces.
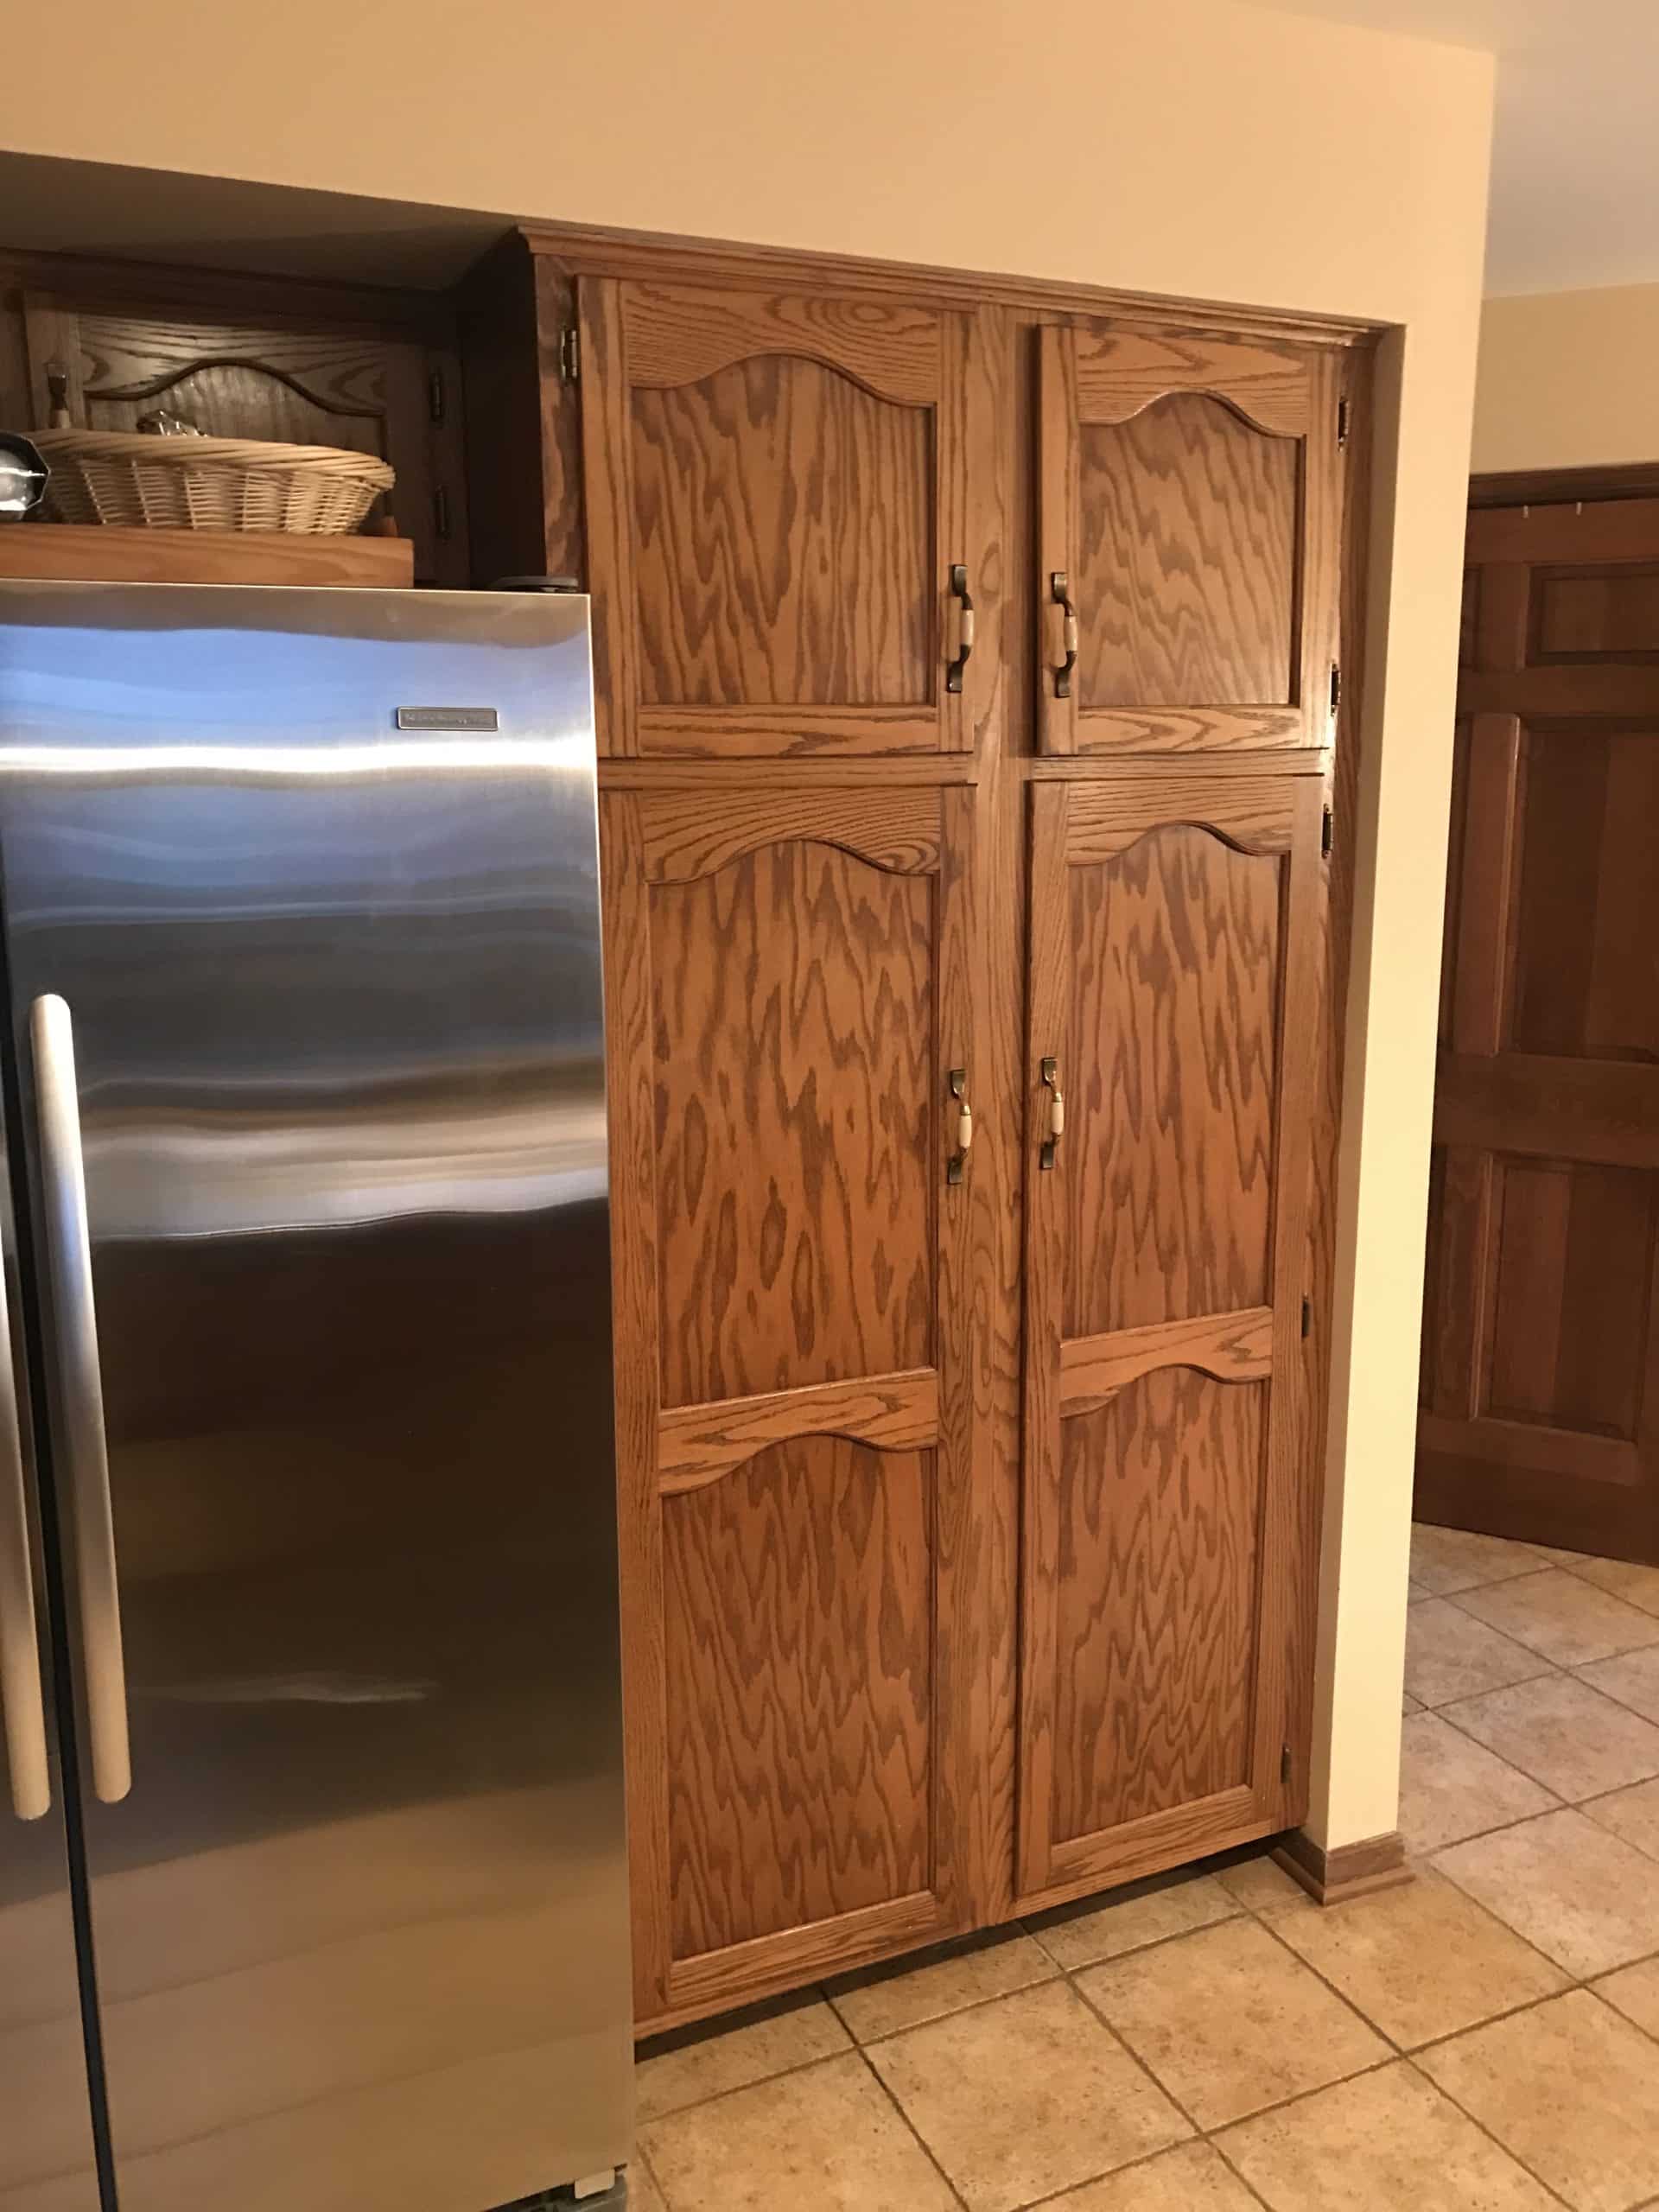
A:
1018,772,1325,1903
1036,323,1341,754
602,783,988,2024
1418,498,1659,1562
579,277,980,759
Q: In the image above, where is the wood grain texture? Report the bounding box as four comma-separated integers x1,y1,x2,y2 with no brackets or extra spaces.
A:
658,1368,938,1491
1421,1147,1497,1422
1063,825,1281,1339
639,786,942,880
1020,770,1325,1903
630,357,931,709
663,1437,933,1959
649,840,935,1406
0,525,412,588
1052,1374,1266,1840
597,794,671,2017
1510,723,1659,1064
1037,318,1338,753
1071,324,1312,436
1076,395,1297,709
1436,1052,1659,1171
1535,566,1659,661
1449,715,1522,1055
1060,1307,1274,1417
621,283,941,406
1487,1160,1655,1439
1062,775,1299,862
577,276,642,756
583,275,973,760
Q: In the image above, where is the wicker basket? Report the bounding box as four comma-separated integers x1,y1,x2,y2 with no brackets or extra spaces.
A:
30,429,396,535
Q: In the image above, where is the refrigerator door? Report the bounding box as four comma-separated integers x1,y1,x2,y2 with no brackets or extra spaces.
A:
0,584,632,2212
0,1137,101,2212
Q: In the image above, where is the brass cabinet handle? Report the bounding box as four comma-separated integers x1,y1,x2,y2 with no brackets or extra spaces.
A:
1039,1055,1065,1170
947,1067,974,1185
945,564,976,696
1051,573,1077,699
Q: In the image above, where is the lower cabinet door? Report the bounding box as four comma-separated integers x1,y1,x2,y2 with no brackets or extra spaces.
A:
1018,771,1325,1905
601,782,989,2026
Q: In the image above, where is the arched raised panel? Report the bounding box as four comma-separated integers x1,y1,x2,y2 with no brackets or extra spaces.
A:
1077,394,1299,711
581,275,984,758
1065,822,1284,1341
1038,320,1342,753
631,356,932,711
1019,772,1325,1904
603,783,984,2021
664,1435,934,1959
649,838,937,1406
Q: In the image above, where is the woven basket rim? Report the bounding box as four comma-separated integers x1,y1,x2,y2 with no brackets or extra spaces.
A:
30,429,395,485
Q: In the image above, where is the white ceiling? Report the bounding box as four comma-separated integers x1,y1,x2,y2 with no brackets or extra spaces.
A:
1264,0,1659,296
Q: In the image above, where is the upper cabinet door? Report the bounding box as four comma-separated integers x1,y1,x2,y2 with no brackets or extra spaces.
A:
1036,322,1342,753
1018,770,1325,1904
579,277,982,758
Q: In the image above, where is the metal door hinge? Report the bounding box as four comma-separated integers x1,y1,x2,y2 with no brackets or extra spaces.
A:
558,325,580,384
433,486,452,542
1301,1294,1312,1339
1329,662,1342,717
428,367,447,423
1322,804,1333,858
1337,394,1351,450
1281,1743,1293,1786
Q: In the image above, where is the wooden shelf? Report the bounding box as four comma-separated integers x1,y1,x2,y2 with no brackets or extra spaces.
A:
0,524,416,588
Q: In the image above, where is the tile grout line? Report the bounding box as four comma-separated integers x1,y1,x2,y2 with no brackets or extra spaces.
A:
1395,2048,1579,2211
849,2036,972,2212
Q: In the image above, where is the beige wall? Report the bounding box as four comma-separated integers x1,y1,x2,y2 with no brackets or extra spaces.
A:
1474,284,1659,473
6,0,1495,1850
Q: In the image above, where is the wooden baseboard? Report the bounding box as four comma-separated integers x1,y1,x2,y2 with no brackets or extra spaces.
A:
1272,1827,1410,1907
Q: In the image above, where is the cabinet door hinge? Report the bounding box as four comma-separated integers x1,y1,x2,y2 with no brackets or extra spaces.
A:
428,367,447,423
1281,1742,1294,1786
1337,393,1351,450
1329,662,1343,717
1301,1294,1312,1339
1322,803,1334,858
433,486,452,542
558,325,580,384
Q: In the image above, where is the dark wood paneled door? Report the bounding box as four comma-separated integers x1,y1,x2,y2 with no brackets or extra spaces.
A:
578,276,985,758
1035,322,1342,754
1017,770,1325,1904
601,782,991,2026
1418,497,1659,1564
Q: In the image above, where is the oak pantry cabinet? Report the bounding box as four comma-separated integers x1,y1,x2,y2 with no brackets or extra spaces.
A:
461,227,1370,2032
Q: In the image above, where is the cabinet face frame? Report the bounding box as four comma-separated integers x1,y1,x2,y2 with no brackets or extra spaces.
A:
1035,322,1343,755
601,782,988,2024
579,275,985,761
1016,768,1327,1906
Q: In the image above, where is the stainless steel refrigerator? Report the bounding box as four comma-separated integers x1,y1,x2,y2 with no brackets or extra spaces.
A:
0,584,633,2212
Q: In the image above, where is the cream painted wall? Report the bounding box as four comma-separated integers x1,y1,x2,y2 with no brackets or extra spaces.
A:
1474,284,1659,472
4,0,1495,1852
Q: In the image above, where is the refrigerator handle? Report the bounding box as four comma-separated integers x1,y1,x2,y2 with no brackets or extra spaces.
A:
30,995,130,1804
0,1252,51,1821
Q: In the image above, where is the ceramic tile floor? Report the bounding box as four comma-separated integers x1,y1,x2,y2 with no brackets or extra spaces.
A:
624,1525,1659,2211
